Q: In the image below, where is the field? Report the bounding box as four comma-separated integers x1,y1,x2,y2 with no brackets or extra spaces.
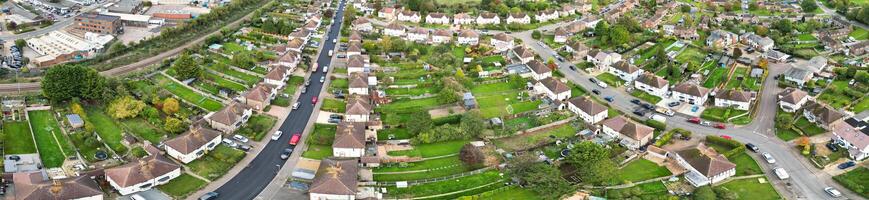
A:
3,121,36,154
833,167,869,198
158,174,207,198
154,74,224,111
471,82,542,118
611,159,671,184
120,118,169,144
716,178,782,200
729,153,762,176
186,145,246,180
476,186,541,200
387,140,468,158
492,125,577,151
86,107,128,154
386,170,505,198
850,27,869,40
630,90,662,104
703,67,729,88
28,110,73,168
373,155,475,181
302,124,337,160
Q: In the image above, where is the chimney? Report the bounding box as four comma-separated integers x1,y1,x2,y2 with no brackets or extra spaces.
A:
49,180,62,194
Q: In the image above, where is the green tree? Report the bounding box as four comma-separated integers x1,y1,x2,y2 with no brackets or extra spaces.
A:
163,117,186,133
565,141,617,184
693,186,716,200
456,68,465,78
509,154,575,199
437,87,460,104
406,112,433,135
41,64,110,102
232,51,256,68
532,30,542,39
171,53,202,80
800,0,818,13
162,98,180,114
107,96,146,119
459,111,485,136
609,26,630,46
14,39,25,49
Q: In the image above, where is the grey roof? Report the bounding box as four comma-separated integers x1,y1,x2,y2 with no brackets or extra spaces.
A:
107,0,141,13
784,67,812,81
66,114,83,126
715,89,752,102
77,13,120,21
309,158,358,195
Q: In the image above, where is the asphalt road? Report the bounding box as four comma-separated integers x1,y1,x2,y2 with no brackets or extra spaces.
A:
210,1,347,199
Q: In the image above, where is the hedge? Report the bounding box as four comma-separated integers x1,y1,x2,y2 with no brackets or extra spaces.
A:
654,128,689,146
644,119,667,130
706,135,746,158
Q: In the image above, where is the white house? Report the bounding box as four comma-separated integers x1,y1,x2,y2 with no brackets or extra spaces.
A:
506,12,530,24
512,46,535,64
803,101,845,129
567,97,608,124
534,77,571,101
535,9,559,22
706,29,739,49
634,73,669,98
426,12,450,24
378,7,397,20
714,89,753,110
600,116,655,150
527,60,551,81
264,66,291,88
205,103,253,133
347,55,370,74
741,32,774,52
432,29,452,44
586,50,622,70
476,12,500,25
352,17,373,32
348,73,369,95
272,51,300,69
777,88,809,113
671,83,710,105
453,13,474,25
383,23,406,37
407,27,429,43
491,33,515,53
345,95,372,122
607,61,642,82
457,30,479,45
332,122,367,157
105,155,182,195
309,158,359,200
164,127,222,164
672,144,736,187
831,122,869,160
553,27,569,43
783,67,813,87
397,10,421,23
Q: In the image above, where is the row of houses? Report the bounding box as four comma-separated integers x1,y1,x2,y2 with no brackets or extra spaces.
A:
778,87,869,161
376,5,589,25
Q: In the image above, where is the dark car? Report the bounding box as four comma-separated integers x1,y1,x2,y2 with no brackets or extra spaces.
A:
745,143,759,152
630,99,641,105
281,148,293,159
199,192,219,200
592,89,601,95
588,78,597,83
632,109,646,116
642,103,655,110
569,65,577,71
238,145,252,152
837,161,856,169
668,101,680,107
826,143,839,152
604,96,614,102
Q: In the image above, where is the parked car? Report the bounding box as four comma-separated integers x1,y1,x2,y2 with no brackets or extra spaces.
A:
222,139,238,148
604,96,614,102
319,76,325,83
305,80,311,86
588,78,597,83
630,99,641,105
745,143,759,152
762,152,776,164
292,102,300,110
592,89,601,95
837,161,856,170
199,192,220,200
280,148,293,159
330,114,343,119
301,87,307,94
569,65,576,71
699,121,712,126
632,108,646,116
824,187,843,198
773,167,789,180
233,135,250,143
328,118,341,123
322,66,329,73
668,101,681,107
271,131,283,141
688,117,701,124
289,133,301,145
714,123,726,129
312,96,318,104
825,143,839,152
237,145,251,152
641,103,654,110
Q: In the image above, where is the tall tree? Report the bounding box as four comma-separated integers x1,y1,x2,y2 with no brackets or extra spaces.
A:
800,0,818,13
42,64,110,102
565,141,617,184
171,53,202,80
107,96,146,119
406,112,433,134
509,154,575,199
162,98,180,114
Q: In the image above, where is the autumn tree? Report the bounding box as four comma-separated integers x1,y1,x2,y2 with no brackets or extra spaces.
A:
162,98,180,115
107,96,146,119
164,117,186,133
798,136,811,155
459,144,486,168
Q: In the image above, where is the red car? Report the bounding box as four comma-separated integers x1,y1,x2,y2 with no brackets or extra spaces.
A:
721,135,732,140
289,133,301,145
312,96,318,104
714,123,726,129
688,117,701,124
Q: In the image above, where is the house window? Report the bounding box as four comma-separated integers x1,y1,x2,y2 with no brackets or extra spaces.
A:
196,150,204,156
139,183,153,189
158,176,171,182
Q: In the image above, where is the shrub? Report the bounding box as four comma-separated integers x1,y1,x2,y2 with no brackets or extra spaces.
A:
706,135,746,158
644,119,667,130
459,144,485,168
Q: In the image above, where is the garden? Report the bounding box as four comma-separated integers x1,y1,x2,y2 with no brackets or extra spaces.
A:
385,170,506,199
700,107,749,124
386,140,468,158
373,155,476,182
716,178,782,200
86,106,128,154
158,174,208,198
630,90,662,104
235,115,277,141
28,110,74,168
703,67,729,88
724,67,761,91
186,145,246,181
471,82,542,118
301,124,336,160
3,121,36,154
833,167,869,198
492,124,577,152
153,74,224,112
610,159,671,185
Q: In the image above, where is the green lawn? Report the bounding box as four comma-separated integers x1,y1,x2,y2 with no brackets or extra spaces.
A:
596,73,625,87
387,140,468,158
794,117,827,136
377,97,444,114
302,124,337,160
302,144,333,160
235,115,276,141
377,128,413,140
373,160,474,181
833,167,869,198
716,178,782,200
329,78,348,91
612,159,671,184
3,121,36,154
854,98,869,113
703,67,729,88
208,64,262,86
477,186,542,200
158,174,207,198
120,118,168,144
283,76,305,95
320,98,346,113
729,153,762,176
796,33,817,41
492,125,577,151
725,67,760,91
386,170,505,198
186,145,246,180
154,74,224,111
630,90,662,104
776,128,801,141
374,155,465,173
700,107,747,123
86,107,128,154
471,82,541,118
675,47,707,67
597,181,671,199
204,72,248,92
850,27,869,40
28,110,72,168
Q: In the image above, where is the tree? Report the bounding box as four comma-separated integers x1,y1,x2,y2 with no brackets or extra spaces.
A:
162,98,180,114
437,88,460,104
107,96,146,119
693,186,716,200
42,64,110,102
509,155,575,199
800,0,818,13
798,136,811,155
758,58,769,69
456,68,465,78
107,42,127,54
14,39,25,49
232,51,256,68
406,112,433,134
594,21,610,39
732,48,743,59
609,26,630,46
171,53,202,80
565,141,617,184
532,30,542,39
459,144,486,167
164,117,186,133
680,5,691,12
6,21,17,30
755,25,769,36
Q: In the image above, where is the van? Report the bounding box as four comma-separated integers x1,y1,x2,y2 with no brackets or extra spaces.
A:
773,167,789,180
597,81,608,88
649,114,667,123
328,50,334,56
655,107,674,116
322,66,329,73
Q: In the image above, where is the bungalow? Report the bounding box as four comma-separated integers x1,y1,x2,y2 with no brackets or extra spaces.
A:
105,155,181,195
264,66,291,88
672,83,710,105
783,67,813,87
564,41,589,58
706,30,739,49
714,89,753,110
348,73,369,95
740,32,774,52
397,10,421,23
457,30,480,45
600,116,655,150
554,27,569,43
512,46,535,64
426,12,449,24
586,50,622,70
346,95,372,122
383,23,406,37
534,77,571,101
407,27,429,43
288,29,311,43
346,41,363,56
349,31,363,43
778,88,809,113
308,158,359,200
378,7,396,20
352,17,373,32
674,26,699,40
164,127,222,163
672,144,736,187
564,22,585,34
453,13,474,25
13,172,103,200
535,9,559,22
242,84,277,110
507,12,530,24
803,101,845,129
801,56,828,74
347,55,369,74
431,29,452,44
205,103,253,133
607,61,642,82
830,122,869,160
333,122,367,157
527,60,551,81
287,38,305,53
491,33,515,53
634,73,669,98
848,40,869,56
763,50,790,63
476,12,500,25
567,96,608,124
273,51,300,69
560,5,577,17
303,20,319,31
578,16,601,29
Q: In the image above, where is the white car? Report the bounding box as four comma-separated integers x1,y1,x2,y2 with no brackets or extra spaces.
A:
222,139,238,148
824,187,842,198
761,152,775,164
322,66,329,73
773,167,789,180
320,76,325,83
233,134,250,143
271,131,283,141
292,102,300,110
333,39,337,43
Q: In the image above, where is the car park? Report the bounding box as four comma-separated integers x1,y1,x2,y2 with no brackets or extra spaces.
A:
222,139,238,148
824,187,843,198
837,161,856,169
272,131,283,141
630,99,641,105
762,152,775,164
280,148,293,159
233,135,249,143
745,143,759,152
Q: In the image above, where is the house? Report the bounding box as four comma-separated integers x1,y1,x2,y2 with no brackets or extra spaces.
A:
512,46,535,64
303,20,319,31
453,13,474,25
457,30,479,45
740,32,774,52
714,89,753,110
527,60,552,81
535,9,559,22
164,127,222,163
783,67,813,87
607,61,642,82
476,12,500,25
13,172,103,200
205,103,253,133
491,33,515,53
347,55,370,74
848,40,869,56
534,77,571,101
308,158,359,200
346,41,363,56
352,17,373,32
674,26,699,40
634,73,669,98
378,7,396,20
431,29,452,44
586,50,622,70
507,12,530,24
288,29,311,42
564,41,589,58
567,96,608,124
600,116,655,149
830,122,869,160
346,95,372,122
778,88,809,113
560,5,577,17
800,56,828,74
672,144,736,187
763,50,790,63
273,51,300,69
397,10,421,23
803,101,844,129
707,30,739,49
383,23,406,37
287,38,305,53
105,155,181,195
578,16,601,29
333,122,367,157
264,66,291,88
672,83,710,105
553,28,569,43
820,34,844,52
349,31,363,43
426,12,449,24
349,73,369,95
242,84,277,110
407,27,429,43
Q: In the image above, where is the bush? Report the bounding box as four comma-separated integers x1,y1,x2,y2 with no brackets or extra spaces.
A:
459,144,485,168
644,119,667,130
654,128,688,146
706,135,746,158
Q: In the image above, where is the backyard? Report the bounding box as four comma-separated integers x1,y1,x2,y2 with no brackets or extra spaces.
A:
154,74,224,111
28,110,73,168
386,170,506,199
120,118,169,144
235,115,277,141
373,155,475,181
3,121,36,154
703,67,729,88
302,124,337,160
716,178,782,200
471,82,541,118
86,107,128,154
387,140,468,158
611,158,671,185
724,67,761,91
833,167,869,198
186,145,246,180
158,174,207,198
492,125,577,152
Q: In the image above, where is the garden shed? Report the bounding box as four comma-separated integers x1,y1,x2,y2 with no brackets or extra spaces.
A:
66,114,84,129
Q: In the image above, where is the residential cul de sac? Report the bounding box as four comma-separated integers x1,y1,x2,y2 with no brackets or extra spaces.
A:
0,0,867,199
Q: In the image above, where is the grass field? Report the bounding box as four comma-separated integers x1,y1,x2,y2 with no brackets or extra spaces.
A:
120,118,168,144
86,107,128,154
597,181,671,199
204,72,248,92
387,140,468,158
471,82,542,118
302,124,337,160
796,33,817,41
187,145,246,180
730,152,762,176
833,167,869,198
850,27,869,40
386,170,505,198
630,90,662,104
703,67,729,88
320,98,346,113
611,159,671,184
28,110,73,168
208,64,262,85
377,97,443,114
675,47,707,67
158,174,207,198
155,74,224,111
477,186,542,200
716,178,782,200
854,98,869,113
3,121,36,154
492,125,577,151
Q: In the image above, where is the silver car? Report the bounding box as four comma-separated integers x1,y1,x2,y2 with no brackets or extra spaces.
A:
761,152,775,164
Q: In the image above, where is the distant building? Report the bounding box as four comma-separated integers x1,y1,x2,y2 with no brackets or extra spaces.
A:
526,60,551,81
74,13,123,35
241,84,277,111
107,0,144,14
457,30,479,45
506,12,530,24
